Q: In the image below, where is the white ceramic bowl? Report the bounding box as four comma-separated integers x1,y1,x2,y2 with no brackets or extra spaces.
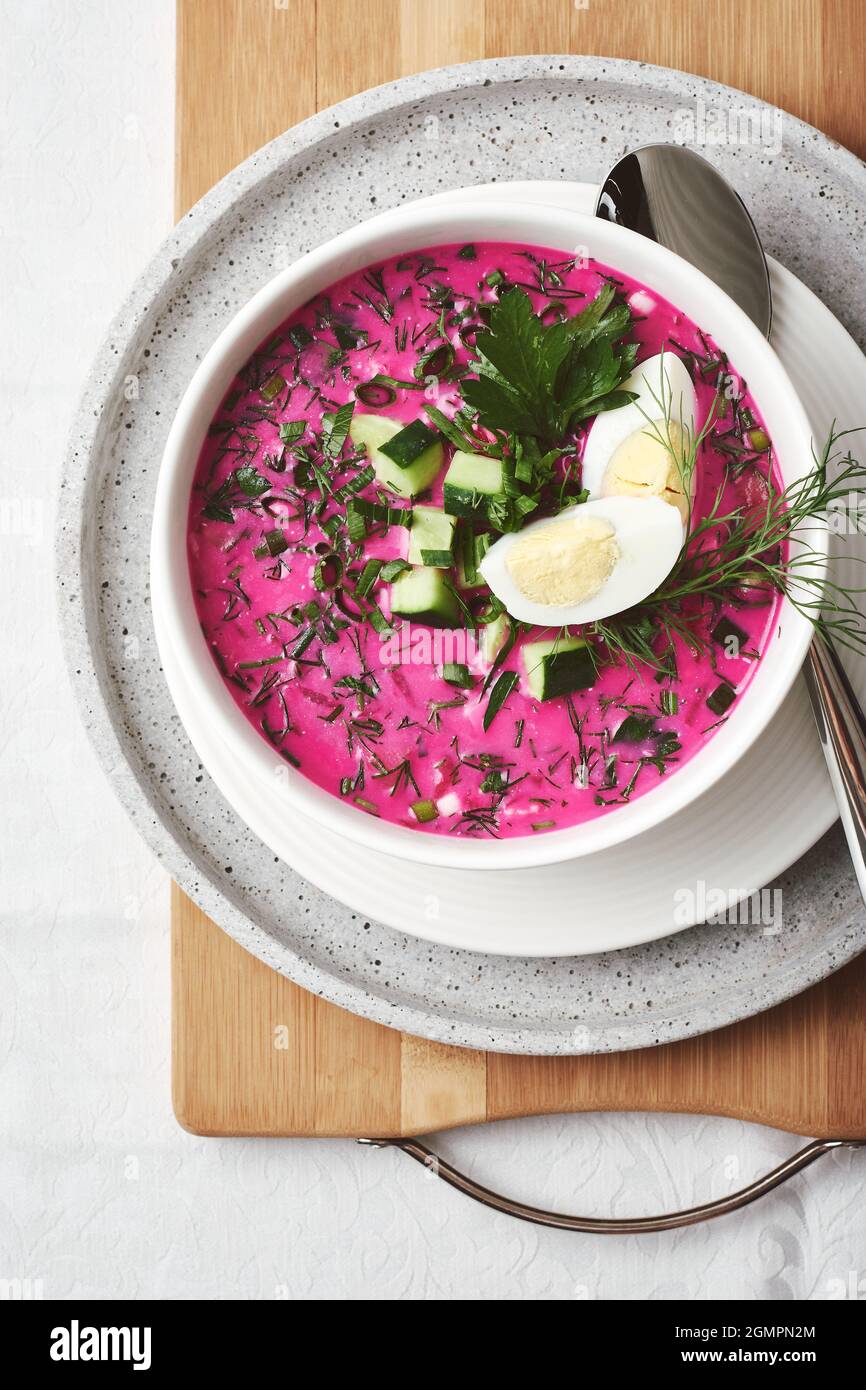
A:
152,200,823,872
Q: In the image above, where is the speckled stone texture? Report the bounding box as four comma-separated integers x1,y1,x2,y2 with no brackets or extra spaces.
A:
57,56,866,1053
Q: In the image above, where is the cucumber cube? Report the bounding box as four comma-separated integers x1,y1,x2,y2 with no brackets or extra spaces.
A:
408,506,457,566
380,419,442,469
706,681,736,716
390,566,459,628
522,637,595,701
349,412,444,499
443,450,505,518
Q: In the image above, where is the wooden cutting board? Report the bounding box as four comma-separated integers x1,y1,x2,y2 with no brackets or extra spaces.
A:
172,0,866,1141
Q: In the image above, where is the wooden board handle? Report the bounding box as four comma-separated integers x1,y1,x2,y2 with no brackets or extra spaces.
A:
174,889,866,1139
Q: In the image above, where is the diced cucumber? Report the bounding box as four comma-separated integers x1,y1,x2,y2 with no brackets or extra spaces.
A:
522,636,595,701
380,419,442,469
443,450,505,518
710,616,748,651
390,566,459,628
706,681,736,716
408,506,457,567
481,612,509,663
349,412,443,499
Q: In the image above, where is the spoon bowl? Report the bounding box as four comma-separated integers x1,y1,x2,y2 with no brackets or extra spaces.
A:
596,144,772,335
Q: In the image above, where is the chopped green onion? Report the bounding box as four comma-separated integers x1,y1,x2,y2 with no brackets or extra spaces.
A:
356,379,397,408
380,558,412,583
368,606,393,636
313,553,343,590
479,769,507,794
422,402,479,453
414,343,455,381
355,559,383,597
334,465,375,502
458,525,478,586
260,372,286,401
253,528,288,559
475,595,506,624
346,502,368,543
323,400,354,458
483,670,518,731
278,420,305,445
289,627,317,659
346,498,413,542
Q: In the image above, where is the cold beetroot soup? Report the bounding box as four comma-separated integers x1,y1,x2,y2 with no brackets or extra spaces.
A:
187,240,783,839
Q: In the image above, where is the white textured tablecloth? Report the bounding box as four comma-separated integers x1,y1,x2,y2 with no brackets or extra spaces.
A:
3,0,864,1302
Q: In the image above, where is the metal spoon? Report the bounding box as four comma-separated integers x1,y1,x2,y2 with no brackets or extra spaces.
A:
596,143,866,902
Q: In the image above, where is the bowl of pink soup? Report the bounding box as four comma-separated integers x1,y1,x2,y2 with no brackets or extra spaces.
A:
151,200,822,871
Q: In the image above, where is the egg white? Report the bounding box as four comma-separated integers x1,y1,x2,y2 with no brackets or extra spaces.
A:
479,495,684,627
581,351,698,502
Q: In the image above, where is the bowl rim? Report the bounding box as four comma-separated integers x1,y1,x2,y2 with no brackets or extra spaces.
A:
151,197,824,872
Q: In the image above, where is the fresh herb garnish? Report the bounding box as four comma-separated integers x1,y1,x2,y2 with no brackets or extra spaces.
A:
202,467,271,522
442,662,474,689
460,285,637,449
322,400,355,458
597,424,866,668
483,670,519,731
278,420,306,445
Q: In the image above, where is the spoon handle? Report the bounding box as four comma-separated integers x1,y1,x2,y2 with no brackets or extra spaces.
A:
804,635,866,899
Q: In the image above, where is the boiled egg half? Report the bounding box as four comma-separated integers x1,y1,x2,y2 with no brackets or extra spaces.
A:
479,494,684,627
581,352,698,524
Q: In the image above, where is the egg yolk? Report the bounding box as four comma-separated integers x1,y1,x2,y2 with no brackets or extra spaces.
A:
601,421,690,522
506,516,620,605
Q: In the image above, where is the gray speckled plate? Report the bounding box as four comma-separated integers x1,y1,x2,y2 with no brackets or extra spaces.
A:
58,56,866,1054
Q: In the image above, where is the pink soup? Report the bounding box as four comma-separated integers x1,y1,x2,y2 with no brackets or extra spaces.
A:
187,242,782,839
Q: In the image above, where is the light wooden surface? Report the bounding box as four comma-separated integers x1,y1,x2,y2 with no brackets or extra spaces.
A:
172,0,866,1140
174,883,866,1138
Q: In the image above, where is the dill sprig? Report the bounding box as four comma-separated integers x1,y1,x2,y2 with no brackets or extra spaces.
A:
596,423,866,668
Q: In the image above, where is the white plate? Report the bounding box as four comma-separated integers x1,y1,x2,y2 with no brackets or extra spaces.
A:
156,179,866,956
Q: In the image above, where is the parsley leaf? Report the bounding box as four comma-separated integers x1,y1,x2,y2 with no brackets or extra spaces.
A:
462,286,636,447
